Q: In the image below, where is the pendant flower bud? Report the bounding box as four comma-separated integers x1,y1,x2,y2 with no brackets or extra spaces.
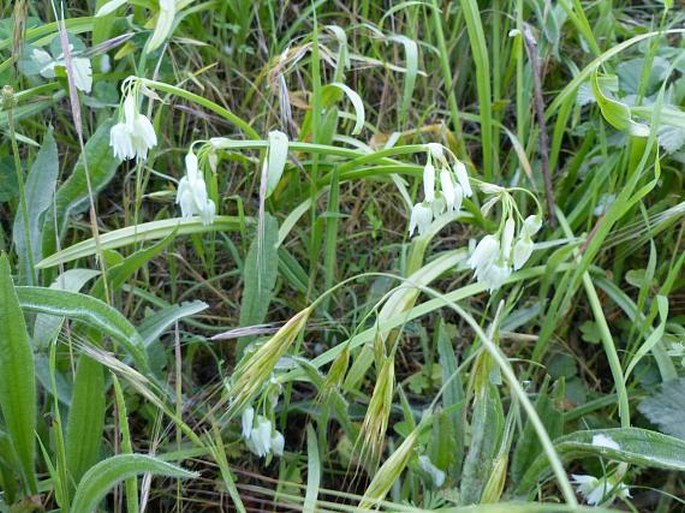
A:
453,160,472,197
423,162,436,202
176,150,216,225
409,202,433,236
440,168,462,213
241,406,254,439
501,217,516,260
523,215,542,236
512,236,534,270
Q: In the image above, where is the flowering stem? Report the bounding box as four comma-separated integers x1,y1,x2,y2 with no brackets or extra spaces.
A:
137,78,260,140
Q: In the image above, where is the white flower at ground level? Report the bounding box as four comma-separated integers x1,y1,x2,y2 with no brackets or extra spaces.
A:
176,151,216,225
571,474,631,506
418,455,445,487
409,202,433,236
109,91,158,161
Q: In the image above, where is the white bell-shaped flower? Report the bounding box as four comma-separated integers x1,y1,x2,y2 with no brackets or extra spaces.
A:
409,202,433,236
109,92,157,162
469,234,499,272
245,416,273,458
479,263,511,292
523,214,542,236
176,151,216,226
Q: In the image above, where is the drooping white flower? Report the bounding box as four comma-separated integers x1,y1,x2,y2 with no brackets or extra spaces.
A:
176,151,216,225
512,236,534,271
241,406,254,439
571,474,631,506
418,455,445,488
246,416,273,458
426,142,444,161
423,162,436,202
480,263,511,292
453,160,472,197
409,202,433,236
109,92,158,161
440,168,462,213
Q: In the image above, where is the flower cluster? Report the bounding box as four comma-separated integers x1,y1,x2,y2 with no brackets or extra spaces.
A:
571,434,631,506
468,214,542,292
109,87,157,161
176,150,216,225
409,143,472,237
241,406,285,459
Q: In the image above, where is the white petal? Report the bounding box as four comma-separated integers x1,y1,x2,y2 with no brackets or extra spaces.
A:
271,430,285,457
32,48,53,67
440,169,456,211
200,199,216,226
423,163,436,202
241,407,254,439
480,263,511,292
249,417,273,457
123,94,136,131
501,217,515,260
185,151,199,176
512,237,533,270
426,142,444,161
109,123,134,160
453,160,472,197
469,235,499,271
134,114,157,148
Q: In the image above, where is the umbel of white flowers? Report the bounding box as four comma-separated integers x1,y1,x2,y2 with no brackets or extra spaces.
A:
468,214,542,292
176,150,216,226
109,91,157,161
409,143,472,237
241,406,285,458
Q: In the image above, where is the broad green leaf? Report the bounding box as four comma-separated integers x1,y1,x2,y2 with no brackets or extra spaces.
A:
12,127,59,283
69,454,197,513
460,379,504,504
0,254,37,493
16,286,149,372
238,214,279,351
518,427,685,493
37,216,248,269
66,356,106,487
638,377,685,440
265,130,289,197
41,119,120,259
